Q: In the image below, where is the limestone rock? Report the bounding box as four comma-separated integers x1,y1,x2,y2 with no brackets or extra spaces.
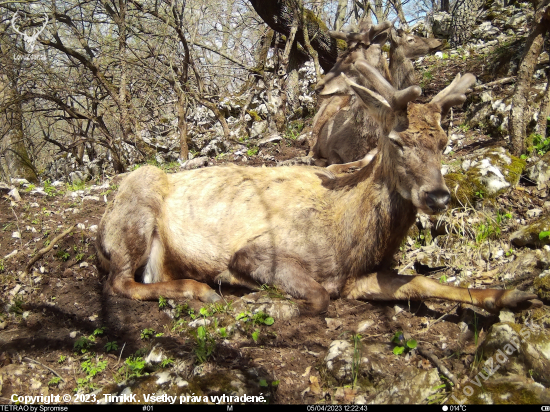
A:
371,365,442,404
525,152,550,190
445,147,525,207
510,215,550,248
479,322,550,387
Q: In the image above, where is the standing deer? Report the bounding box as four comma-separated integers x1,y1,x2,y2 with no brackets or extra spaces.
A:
304,22,442,173
97,63,541,315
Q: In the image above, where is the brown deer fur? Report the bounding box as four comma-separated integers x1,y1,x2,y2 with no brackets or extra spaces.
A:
97,66,541,315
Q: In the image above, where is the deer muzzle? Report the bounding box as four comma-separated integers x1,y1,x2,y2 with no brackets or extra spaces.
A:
424,188,451,213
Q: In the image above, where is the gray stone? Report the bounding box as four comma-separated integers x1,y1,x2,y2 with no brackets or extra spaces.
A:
511,215,550,248
181,157,209,170
431,12,452,37
480,322,550,386
258,134,282,147
526,152,550,190
250,120,268,138
371,365,442,404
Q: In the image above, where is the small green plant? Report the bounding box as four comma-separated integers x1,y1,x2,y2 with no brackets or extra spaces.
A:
458,123,470,133
8,299,24,315
158,296,167,309
56,249,70,261
160,358,174,368
285,120,305,140
391,331,417,355
66,180,87,192
194,325,215,364
529,133,550,156
246,146,258,157
475,189,485,199
105,341,119,352
439,274,448,283
140,328,155,340
74,336,94,353
48,377,62,387
539,231,550,242
0,259,4,272
75,253,85,262
24,184,36,192
93,327,106,336
120,355,146,379
58,355,66,364
218,327,228,338
251,329,260,343
43,180,57,197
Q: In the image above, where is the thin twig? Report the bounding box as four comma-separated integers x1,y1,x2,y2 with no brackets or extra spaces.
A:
421,303,460,333
11,207,23,249
117,342,127,365
23,224,76,276
418,347,459,387
23,356,66,382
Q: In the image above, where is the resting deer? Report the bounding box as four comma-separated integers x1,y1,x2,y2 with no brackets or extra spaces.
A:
305,23,442,173
97,62,541,315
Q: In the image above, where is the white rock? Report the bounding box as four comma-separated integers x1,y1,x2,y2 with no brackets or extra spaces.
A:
12,231,21,239
69,331,77,338
8,188,21,202
82,196,100,202
188,318,211,328
89,225,98,233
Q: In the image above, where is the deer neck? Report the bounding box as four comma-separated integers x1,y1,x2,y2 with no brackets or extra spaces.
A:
389,46,416,90
332,140,417,274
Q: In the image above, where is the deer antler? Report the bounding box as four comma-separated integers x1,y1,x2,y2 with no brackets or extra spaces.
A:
431,73,476,117
354,59,421,112
11,11,25,37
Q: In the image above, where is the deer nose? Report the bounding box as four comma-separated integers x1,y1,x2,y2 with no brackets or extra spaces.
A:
425,189,450,212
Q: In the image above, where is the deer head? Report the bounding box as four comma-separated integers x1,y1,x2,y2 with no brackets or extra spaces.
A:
343,63,475,214
389,28,442,60
315,20,391,95
11,11,49,53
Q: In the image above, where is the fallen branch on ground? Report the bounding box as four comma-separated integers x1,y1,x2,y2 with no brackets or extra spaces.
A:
23,224,76,277
23,357,65,382
418,347,459,387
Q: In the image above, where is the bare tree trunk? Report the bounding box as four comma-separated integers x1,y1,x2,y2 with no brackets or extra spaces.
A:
441,0,450,12
449,0,484,47
535,68,550,137
334,0,348,30
248,0,340,72
509,3,550,156
176,92,189,161
389,0,408,28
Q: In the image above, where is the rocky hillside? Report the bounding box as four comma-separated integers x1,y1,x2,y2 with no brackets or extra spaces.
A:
1,1,550,406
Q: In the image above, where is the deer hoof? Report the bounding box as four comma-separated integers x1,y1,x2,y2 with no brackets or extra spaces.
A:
200,290,222,303
498,290,542,311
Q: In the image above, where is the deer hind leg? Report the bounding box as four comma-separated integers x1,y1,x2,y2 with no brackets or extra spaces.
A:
103,232,221,303
344,271,542,313
217,246,330,315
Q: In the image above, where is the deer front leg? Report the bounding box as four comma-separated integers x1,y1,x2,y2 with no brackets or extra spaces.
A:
344,271,542,313
220,247,330,315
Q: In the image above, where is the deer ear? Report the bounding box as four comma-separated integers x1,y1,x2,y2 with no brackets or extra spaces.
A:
371,31,388,46
319,75,350,95
341,74,395,133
